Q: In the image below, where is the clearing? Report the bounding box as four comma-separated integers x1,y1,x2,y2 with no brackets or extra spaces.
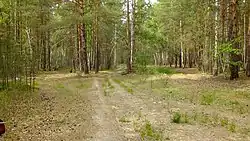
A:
0,68,250,141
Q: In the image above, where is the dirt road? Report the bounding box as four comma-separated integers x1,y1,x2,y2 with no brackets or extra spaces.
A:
1,72,249,141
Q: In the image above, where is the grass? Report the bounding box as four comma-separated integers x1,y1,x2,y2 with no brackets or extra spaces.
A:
113,79,133,94
56,83,65,89
119,116,131,123
171,112,189,124
0,88,41,123
200,93,216,105
114,69,250,137
103,78,115,96
139,120,164,141
171,110,240,133
136,66,177,75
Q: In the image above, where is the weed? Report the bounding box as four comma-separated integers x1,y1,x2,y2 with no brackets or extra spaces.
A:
119,116,131,123
172,112,181,123
225,100,248,114
220,118,229,127
200,93,216,105
140,120,163,141
228,122,236,132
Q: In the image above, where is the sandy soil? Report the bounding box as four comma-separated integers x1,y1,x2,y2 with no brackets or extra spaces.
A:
1,70,249,141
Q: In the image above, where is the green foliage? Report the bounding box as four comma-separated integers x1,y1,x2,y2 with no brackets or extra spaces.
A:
219,42,242,55
172,112,181,123
218,40,243,68
200,93,216,105
136,66,176,75
171,112,189,124
140,120,163,141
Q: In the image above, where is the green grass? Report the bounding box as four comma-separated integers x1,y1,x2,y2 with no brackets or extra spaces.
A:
200,93,216,105
171,112,189,124
172,110,240,133
136,66,177,75
199,90,249,114
139,120,164,141
113,79,134,94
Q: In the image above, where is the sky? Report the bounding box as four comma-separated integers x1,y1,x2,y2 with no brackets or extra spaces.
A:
149,0,158,3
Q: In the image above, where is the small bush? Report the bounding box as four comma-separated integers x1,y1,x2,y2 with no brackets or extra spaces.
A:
172,112,181,123
140,120,163,141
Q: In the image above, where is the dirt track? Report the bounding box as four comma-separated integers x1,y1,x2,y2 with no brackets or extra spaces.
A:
1,71,250,141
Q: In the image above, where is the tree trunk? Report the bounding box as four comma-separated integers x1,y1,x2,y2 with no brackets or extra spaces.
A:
94,0,100,74
180,20,184,68
47,31,51,71
126,0,132,73
78,0,89,74
213,0,219,76
246,3,250,76
229,0,240,80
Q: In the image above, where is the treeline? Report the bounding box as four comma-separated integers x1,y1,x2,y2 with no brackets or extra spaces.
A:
1,0,249,90
0,0,152,90
149,0,250,79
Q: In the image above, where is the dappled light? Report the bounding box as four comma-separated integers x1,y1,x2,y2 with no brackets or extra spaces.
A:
1,0,250,140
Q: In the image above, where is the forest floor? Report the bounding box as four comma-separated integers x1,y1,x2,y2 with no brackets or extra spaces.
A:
0,68,250,141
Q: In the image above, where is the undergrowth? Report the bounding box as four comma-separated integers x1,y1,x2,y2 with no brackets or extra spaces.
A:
171,111,239,133
136,66,177,75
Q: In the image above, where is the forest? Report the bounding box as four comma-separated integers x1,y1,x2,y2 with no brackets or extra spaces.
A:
0,0,250,140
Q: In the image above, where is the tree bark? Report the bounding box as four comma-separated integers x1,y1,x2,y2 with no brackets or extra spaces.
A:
246,2,250,76
126,0,132,73
94,0,100,74
78,0,89,74
229,0,240,80
213,0,219,76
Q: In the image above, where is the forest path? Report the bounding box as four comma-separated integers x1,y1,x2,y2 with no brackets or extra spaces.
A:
2,73,143,141
2,71,250,141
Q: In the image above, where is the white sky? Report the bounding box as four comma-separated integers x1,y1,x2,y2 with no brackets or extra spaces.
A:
148,0,158,3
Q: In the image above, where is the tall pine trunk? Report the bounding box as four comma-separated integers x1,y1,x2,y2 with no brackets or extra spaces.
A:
246,1,250,76
213,0,219,76
94,0,100,74
229,0,240,80
126,0,132,73
78,0,89,74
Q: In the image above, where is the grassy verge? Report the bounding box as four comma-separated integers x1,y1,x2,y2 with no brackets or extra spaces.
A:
170,110,249,134
113,79,134,94
135,66,177,75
